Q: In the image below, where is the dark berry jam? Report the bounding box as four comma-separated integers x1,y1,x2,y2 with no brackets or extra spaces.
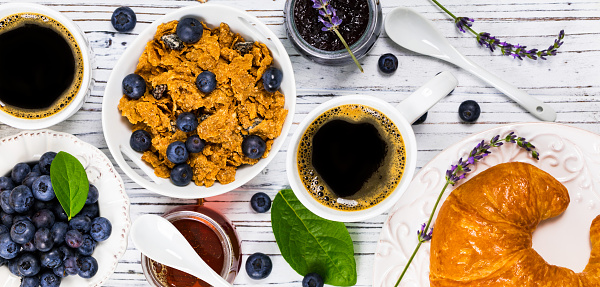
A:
293,0,369,51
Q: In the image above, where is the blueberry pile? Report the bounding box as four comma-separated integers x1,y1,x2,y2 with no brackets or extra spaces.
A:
0,152,112,287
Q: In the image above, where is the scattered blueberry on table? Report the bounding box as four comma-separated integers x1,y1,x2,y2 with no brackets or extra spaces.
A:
459,100,481,122
303,272,324,287
378,53,398,74
413,112,428,125
111,6,136,32
242,135,267,159
262,67,283,93
246,252,272,279
122,73,146,100
176,17,203,44
250,192,271,213
195,71,217,94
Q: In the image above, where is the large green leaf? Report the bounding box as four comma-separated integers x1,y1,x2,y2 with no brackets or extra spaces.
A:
271,189,357,286
50,151,89,220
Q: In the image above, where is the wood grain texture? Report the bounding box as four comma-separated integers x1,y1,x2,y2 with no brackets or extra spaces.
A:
0,0,598,285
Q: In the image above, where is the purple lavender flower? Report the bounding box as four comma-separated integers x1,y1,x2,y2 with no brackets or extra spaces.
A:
312,0,342,31
455,17,474,33
417,223,433,242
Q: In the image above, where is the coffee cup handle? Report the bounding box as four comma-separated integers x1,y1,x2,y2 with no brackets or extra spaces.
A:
396,71,458,124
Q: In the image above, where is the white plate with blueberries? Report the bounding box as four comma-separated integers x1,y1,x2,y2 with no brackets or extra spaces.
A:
0,130,130,287
102,4,296,199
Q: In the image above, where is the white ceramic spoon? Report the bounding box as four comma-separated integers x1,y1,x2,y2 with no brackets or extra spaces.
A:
385,7,556,122
131,214,232,287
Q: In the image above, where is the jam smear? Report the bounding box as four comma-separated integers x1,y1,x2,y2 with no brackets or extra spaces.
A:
293,0,369,51
150,218,224,287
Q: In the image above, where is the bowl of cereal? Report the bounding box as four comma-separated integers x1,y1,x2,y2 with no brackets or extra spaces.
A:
102,4,295,199
0,130,130,287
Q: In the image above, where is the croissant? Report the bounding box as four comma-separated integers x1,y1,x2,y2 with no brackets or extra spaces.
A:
429,162,600,286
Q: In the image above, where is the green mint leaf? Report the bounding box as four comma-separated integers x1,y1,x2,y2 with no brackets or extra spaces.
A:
271,189,356,286
50,151,89,220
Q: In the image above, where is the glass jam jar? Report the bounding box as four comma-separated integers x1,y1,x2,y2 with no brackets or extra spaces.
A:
284,0,382,66
141,205,241,287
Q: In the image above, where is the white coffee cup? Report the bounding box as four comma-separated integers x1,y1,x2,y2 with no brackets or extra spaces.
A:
286,71,458,222
0,3,93,129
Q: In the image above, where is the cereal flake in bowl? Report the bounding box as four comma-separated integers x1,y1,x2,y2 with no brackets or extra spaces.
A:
102,4,296,199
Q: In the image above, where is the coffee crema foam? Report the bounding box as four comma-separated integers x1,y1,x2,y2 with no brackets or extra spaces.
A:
0,13,84,119
297,104,406,211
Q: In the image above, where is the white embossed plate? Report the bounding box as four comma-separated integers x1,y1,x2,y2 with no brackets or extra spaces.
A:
0,130,130,287
373,123,600,286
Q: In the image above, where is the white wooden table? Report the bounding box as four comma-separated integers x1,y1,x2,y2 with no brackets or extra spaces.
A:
0,0,598,286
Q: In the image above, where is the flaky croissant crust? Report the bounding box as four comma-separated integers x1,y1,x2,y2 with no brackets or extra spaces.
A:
430,162,600,286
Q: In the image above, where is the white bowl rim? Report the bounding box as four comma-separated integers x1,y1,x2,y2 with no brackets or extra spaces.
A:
102,4,296,199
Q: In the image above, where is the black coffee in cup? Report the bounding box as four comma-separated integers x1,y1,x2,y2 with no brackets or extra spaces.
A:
0,13,84,119
297,104,406,211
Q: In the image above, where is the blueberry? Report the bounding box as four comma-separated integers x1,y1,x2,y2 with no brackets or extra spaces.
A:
11,219,35,244
57,245,73,262
195,71,217,93
77,234,96,256
20,276,40,287
176,17,203,44
185,135,205,153
122,73,146,100
250,192,271,213
34,227,53,252
0,224,7,235
53,265,68,278
10,185,34,213
17,252,41,276
22,172,40,188
166,141,189,164
63,255,79,275
177,112,199,132
1,190,15,214
12,163,31,184
39,270,61,287
31,175,55,202
245,252,272,279
32,209,55,229
51,201,67,222
130,129,152,152
13,215,31,224
79,202,99,219
111,6,136,32
40,248,63,269
39,152,56,175
0,233,19,259
8,259,21,275
69,215,91,233
65,230,83,249
1,212,13,226
31,164,41,174
90,217,112,242
22,240,36,252
262,67,283,93
50,223,68,246
170,163,193,187
242,135,266,159
413,112,428,125
77,256,98,278
378,53,398,74
0,177,15,190
458,100,481,122
303,273,324,287
86,184,99,205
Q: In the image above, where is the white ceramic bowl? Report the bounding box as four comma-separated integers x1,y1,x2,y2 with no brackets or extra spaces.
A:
102,4,296,199
0,3,93,129
0,130,130,287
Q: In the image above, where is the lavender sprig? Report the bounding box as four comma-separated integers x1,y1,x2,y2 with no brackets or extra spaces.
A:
393,132,539,287
311,0,364,72
433,0,564,61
